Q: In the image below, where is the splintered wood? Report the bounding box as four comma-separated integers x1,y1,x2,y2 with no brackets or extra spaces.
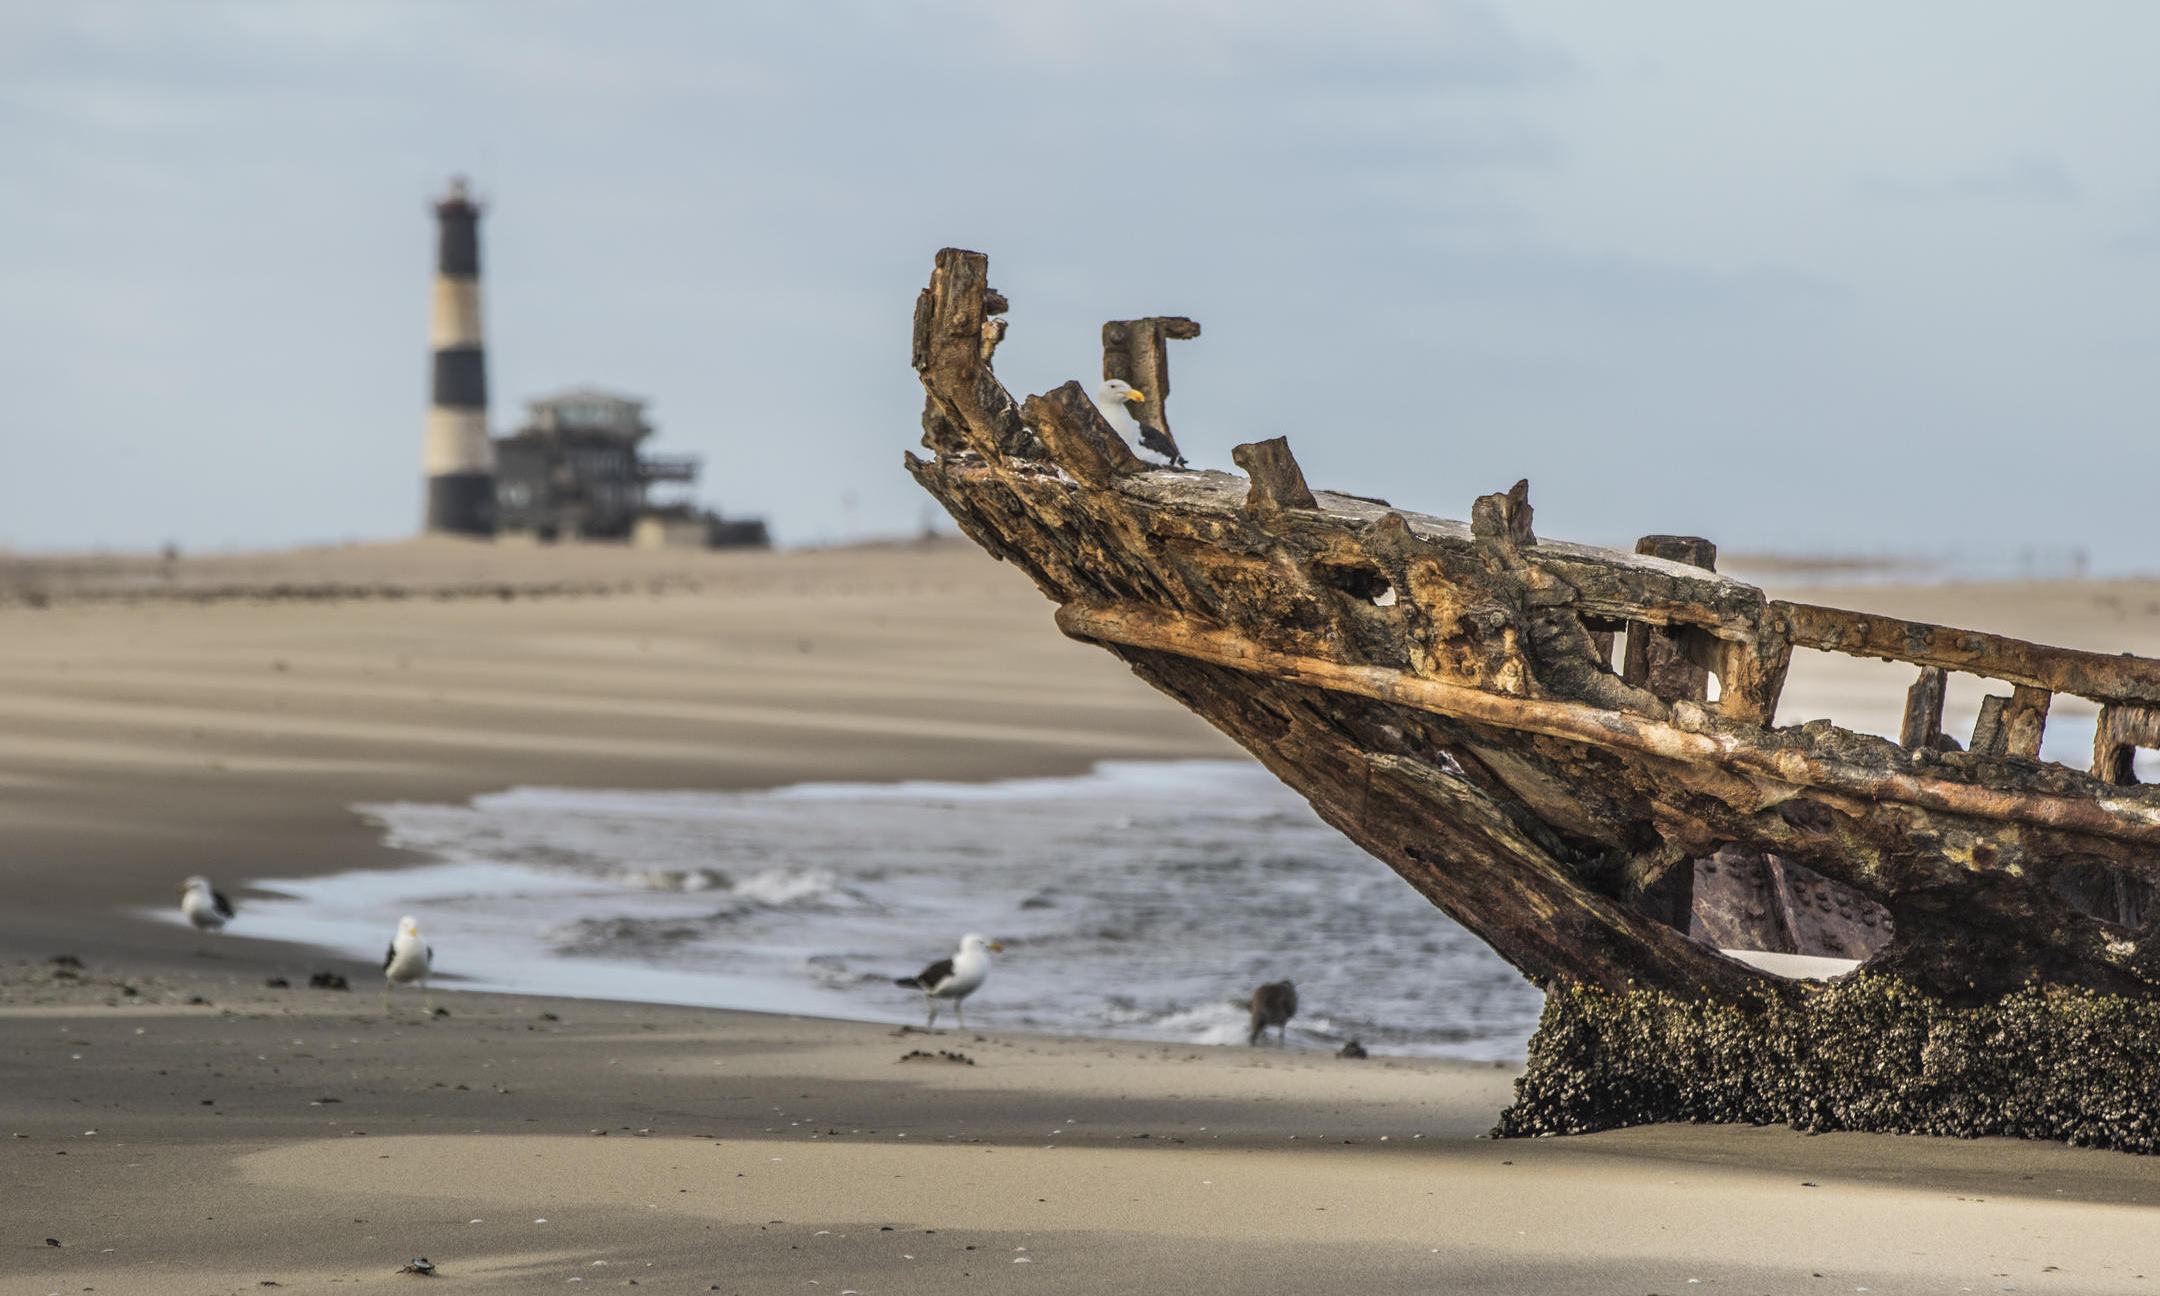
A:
907,246,2160,1010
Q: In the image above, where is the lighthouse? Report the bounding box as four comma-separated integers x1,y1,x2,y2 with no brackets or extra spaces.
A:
423,176,497,535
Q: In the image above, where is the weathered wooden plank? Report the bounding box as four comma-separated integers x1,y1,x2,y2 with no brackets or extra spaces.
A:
1970,693,2011,756
1623,535,1716,705
1612,534,1784,728
2096,703,2160,785
1899,666,1949,750
1230,437,1317,513
1780,599,2160,708
1053,599,2160,845
1116,467,1778,645
1023,381,1145,488
2005,685,2052,760
1470,479,1537,548
911,248,1034,460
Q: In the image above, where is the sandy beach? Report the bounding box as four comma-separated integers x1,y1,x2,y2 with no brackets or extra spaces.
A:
10,538,2160,1293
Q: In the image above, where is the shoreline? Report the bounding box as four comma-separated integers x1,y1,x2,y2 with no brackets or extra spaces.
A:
14,541,2160,1290
180,757,1542,1061
0,540,1235,981
13,962,2160,1293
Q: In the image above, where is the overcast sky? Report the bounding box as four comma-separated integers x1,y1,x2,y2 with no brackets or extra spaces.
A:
3,2,2156,564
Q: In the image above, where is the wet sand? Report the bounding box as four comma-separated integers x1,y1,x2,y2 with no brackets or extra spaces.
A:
13,966,2160,1294
7,538,2160,1292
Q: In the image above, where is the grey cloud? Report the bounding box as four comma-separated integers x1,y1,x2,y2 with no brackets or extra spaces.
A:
1857,156,2080,204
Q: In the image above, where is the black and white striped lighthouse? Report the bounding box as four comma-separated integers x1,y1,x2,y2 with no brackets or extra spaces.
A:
423,176,497,535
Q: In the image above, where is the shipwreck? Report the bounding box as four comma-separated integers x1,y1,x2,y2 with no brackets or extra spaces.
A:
906,248,2160,1150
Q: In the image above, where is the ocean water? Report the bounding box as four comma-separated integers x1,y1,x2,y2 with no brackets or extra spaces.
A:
217,720,2157,1060
231,761,1546,1061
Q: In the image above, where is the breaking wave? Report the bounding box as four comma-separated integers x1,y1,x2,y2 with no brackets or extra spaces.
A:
232,761,1544,1060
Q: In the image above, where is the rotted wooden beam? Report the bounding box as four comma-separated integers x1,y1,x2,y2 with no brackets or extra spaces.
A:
1970,694,2011,756
1232,437,1318,514
1613,535,1786,728
1623,535,1717,704
1779,600,2160,708
2096,703,2160,785
1053,598,2160,846
912,248,1034,460
1900,666,1950,751
1969,686,2052,760
1470,480,1537,549
1023,381,1146,488
1102,316,1201,466
2006,686,2052,759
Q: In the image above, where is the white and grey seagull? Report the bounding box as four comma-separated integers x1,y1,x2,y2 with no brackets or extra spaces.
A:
179,876,236,933
894,933,1002,1031
383,915,434,1014
1092,378,1186,466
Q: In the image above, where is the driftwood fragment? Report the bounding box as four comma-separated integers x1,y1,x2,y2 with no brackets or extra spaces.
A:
1970,693,2011,756
1231,438,1317,514
910,249,1036,461
2004,685,2052,760
1968,687,2050,759
1025,382,1146,487
1470,479,1536,549
1899,666,1949,750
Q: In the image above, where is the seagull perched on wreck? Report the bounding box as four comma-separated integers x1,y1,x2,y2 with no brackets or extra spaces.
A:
894,933,1002,1030
383,915,434,1014
179,876,236,933
1093,378,1187,466
1248,979,1297,1046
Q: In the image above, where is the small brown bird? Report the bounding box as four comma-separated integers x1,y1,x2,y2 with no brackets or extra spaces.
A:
1248,979,1297,1046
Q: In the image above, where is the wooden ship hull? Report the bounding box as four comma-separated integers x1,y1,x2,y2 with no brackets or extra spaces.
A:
906,249,2160,1149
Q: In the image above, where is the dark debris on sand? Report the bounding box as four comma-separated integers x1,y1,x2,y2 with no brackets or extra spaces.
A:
899,1049,976,1066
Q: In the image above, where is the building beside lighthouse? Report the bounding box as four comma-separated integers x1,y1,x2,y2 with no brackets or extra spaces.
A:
423,176,497,534
494,388,768,548
420,176,767,549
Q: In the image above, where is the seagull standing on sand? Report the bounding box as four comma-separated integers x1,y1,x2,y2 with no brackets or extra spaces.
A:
179,876,236,933
894,933,1002,1030
383,915,434,1014
1248,979,1297,1046
1093,378,1186,466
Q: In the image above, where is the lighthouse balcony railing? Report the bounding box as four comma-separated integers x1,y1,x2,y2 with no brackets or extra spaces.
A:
638,455,701,483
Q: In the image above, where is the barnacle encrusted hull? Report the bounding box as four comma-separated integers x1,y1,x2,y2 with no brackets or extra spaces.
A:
1500,977,2160,1152
905,247,2160,1145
